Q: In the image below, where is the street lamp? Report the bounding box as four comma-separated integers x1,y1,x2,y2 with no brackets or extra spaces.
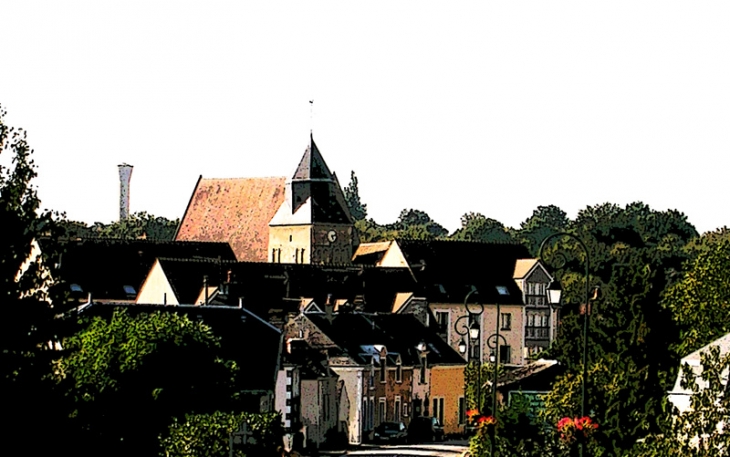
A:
454,288,483,416
539,232,599,457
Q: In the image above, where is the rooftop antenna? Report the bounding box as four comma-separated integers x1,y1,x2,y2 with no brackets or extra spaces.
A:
309,99,314,134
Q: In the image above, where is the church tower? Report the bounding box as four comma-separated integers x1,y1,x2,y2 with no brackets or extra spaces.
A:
268,134,358,264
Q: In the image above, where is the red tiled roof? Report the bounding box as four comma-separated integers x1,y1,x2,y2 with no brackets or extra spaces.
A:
175,177,287,261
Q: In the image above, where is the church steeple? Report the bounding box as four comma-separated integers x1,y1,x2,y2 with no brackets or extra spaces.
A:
292,134,335,181
268,134,358,265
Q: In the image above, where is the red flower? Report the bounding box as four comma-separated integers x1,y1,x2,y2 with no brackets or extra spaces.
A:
477,415,496,426
466,409,480,419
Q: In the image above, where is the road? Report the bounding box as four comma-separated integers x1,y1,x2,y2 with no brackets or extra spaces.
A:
334,443,470,456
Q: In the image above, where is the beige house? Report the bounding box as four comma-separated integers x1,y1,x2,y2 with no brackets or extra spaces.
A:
355,239,558,366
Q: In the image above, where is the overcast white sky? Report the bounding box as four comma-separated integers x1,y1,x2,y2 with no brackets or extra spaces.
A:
1,1,728,234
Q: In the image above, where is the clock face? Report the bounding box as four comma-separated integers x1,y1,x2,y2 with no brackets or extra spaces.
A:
327,230,337,242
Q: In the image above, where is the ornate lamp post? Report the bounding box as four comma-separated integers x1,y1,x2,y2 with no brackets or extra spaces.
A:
539,233,599,457
454,289,482,413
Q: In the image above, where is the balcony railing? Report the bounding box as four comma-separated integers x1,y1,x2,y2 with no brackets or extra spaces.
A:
525,326,550,339
525,295,547,306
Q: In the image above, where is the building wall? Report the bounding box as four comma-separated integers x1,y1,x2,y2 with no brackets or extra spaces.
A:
275,367,300,430
300,376,338,447
136,260,177,304
429,365,466,435
430,302,525,366
269,225,312,264
311,224,355,265
330,367,364,445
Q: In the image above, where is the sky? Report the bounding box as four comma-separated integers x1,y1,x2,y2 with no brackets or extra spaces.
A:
1,1,729,234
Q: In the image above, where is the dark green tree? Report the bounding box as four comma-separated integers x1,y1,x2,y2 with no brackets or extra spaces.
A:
662,233,730,357
388,208,448,239
56,212,180,240
54,310,240,457
516,205,570,255
450,212,514,243
0,104,66,452
343,170,367,221
633,345,730,456
541,202,697,456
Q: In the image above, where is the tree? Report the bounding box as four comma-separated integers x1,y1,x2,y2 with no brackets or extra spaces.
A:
343,170,367,221
662,234,730,357
541,202,697,456
450,212,514,243
516,205,569,255
0,104,66,451
54,310,240,456
59,211,180,240
633,345,730,456
160,411,283,457
392,208,448,239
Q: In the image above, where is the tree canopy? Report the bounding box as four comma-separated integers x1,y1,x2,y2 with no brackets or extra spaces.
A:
54,309,240,456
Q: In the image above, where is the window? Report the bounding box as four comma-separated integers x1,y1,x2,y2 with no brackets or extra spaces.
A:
379,363,386,383
499,345,511,364
433,397,445,425
369,364,375,389
496,285,509,296
435,311,449,333
420,356,427,384
396,362,402,383
394,396,401,421
500,313,512,330
378,398,386,424
458,397,466,425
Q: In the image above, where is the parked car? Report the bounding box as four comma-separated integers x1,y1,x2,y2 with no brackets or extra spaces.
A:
406,416,444,443
373,421,407,444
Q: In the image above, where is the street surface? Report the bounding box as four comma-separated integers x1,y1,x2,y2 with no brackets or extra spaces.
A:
336,443,470,456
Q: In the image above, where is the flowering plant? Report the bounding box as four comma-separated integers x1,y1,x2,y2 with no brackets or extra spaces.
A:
477,415,497,427
557,416,598,443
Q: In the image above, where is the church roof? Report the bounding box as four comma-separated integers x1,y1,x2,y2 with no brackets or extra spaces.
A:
292,134,335,181
175,177,286,262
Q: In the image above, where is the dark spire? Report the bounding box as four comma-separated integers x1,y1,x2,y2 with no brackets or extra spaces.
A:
292,134,334,181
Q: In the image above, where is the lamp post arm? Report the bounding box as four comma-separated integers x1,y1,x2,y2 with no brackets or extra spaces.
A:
538,232,591,419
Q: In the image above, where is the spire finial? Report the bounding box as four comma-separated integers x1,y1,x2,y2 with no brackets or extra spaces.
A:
309,99,314,134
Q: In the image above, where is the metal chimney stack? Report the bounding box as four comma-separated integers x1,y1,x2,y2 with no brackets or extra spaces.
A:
118,163,133,221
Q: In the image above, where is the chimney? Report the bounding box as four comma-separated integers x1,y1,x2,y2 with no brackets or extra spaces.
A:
118,163,133,221
325,294,334,323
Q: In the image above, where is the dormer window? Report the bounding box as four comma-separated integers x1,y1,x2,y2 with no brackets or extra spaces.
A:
396,359,402,383
70,283,83,293
496,285,509,296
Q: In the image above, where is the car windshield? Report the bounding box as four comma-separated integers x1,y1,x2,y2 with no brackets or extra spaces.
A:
379,422,401,431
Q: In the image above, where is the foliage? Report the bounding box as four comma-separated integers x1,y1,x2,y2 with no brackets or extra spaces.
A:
541,202,696,456
354,218,400,242
54,309,240,456
515,205,569,255
468,392,556,457
354,208,448,242
0,104,67,452
632,345,730,456
58,211,180,240
391,208,449,239
464,361,496,412
450,212,514,243
343,170,367,221
160,410,284,457
662,235,730,357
